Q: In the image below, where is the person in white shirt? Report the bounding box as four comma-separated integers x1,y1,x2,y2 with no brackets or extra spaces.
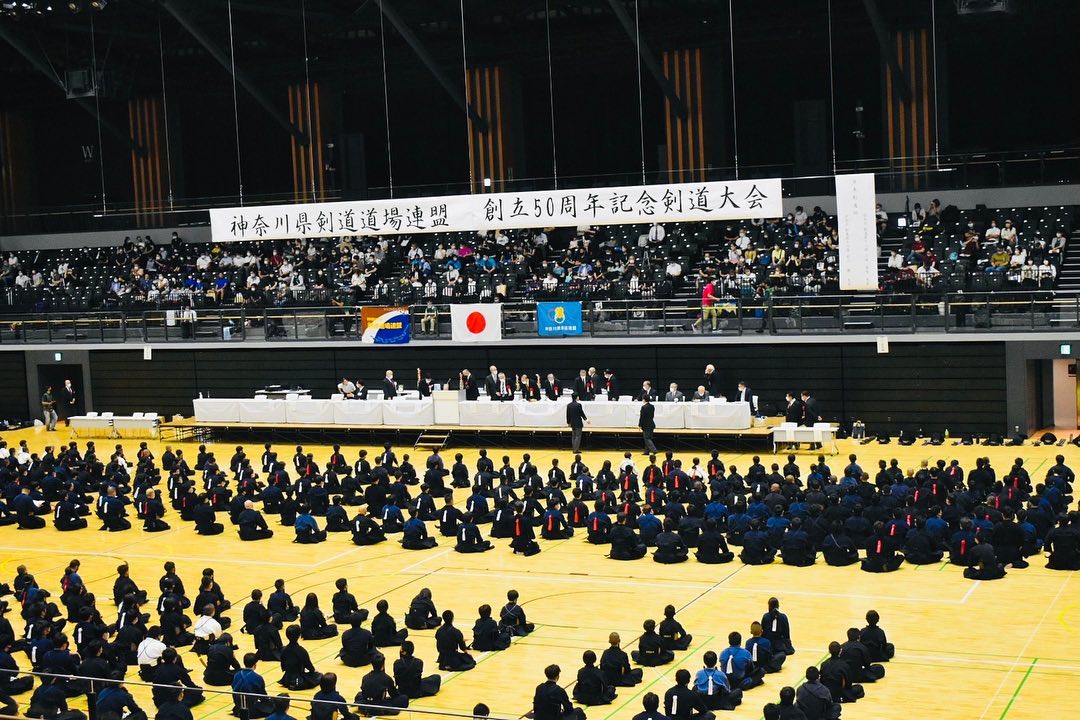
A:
196,254,212,271
910,203,926,225
794,206,809,226
887,250,904,270
735,229,751,250
1000,221,1017,244
194,605,223,645
1010,248,1026,267
1039,259,1057,278
279,260,294,277
875,204,888,232
337,378,357,398
246,272,260,290
916,264,940,287
137,632,168,669
14,271,29,288
0,442,9,460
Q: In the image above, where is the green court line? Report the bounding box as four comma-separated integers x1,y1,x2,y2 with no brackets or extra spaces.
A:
999,658,1038,720
599,635,716,720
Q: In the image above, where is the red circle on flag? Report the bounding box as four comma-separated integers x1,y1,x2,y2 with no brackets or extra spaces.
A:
466,311,487,334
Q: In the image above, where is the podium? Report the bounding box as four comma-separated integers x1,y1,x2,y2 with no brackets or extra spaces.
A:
432,390,462,424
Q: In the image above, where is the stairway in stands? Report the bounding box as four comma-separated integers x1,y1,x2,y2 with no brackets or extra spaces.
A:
1055,233,1080,292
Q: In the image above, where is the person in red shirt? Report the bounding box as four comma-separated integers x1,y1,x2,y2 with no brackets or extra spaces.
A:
695,279,719,332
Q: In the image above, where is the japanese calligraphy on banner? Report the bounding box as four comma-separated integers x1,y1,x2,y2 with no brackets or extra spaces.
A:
835,173,879,291
208,179,783,242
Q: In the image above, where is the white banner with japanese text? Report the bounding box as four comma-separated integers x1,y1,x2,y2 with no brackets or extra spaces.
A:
209,179,783,241
835,173,879,291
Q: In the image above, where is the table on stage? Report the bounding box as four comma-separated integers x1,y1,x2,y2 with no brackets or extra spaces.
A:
191,396,754,431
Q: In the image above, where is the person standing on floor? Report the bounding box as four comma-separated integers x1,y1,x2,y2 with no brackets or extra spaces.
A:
566,394,589,454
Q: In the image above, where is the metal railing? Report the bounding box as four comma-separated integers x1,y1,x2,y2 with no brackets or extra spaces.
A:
1,291,1078,345
2,146,1079,236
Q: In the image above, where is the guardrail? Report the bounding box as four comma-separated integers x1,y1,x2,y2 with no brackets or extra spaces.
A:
1,291,1078,345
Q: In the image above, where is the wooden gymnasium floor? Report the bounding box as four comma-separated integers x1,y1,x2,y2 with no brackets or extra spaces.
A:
0,425,1076,720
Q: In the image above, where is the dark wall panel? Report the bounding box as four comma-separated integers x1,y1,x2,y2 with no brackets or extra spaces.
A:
0,352,28,419
90,350,197,417
71,341,1007,434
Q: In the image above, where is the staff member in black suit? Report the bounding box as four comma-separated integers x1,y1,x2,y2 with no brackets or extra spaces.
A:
800,390,822,449
59,379,78,427
638,397,658,455
458,370,479,401
603,369,619,401
734,381,755,414
572,370,593,401
382,371,398,399
484,366,500,399
703,364,721,398
566,394,589,454
783,392,802,423
355,379,369,400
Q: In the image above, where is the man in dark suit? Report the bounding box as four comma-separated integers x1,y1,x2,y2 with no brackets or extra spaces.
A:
604,369,619,401
636,381,659,402
540,373,561,401
566,394,589,453
663,383,685,403
495,373,514,402
382,371,398,399
638,397,658,455
703,364,721,398
734,381,755,414
783,393,802,423
573,370,593,401
691,385,710,402
484,366,500,399
587,367,602,398
800,390,822,449
458,370,479,401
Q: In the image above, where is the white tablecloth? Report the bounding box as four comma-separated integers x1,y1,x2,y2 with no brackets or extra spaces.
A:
285,399,336,424
652,402,685,429
459,400,516,427
580,400,638,427
511,400,565,427
684,401,752,430
237,399,287,423
332,401,384,425
69,416,115,438
382,398,434,426
193,399,241,423
112,416,159,438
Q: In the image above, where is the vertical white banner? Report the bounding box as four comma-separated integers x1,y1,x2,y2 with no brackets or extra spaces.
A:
836,173,879,291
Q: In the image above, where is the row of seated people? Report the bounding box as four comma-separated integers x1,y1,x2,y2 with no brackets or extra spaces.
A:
2,439,1078,573
0,218,704,314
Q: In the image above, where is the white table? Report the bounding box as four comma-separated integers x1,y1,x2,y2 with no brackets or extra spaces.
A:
512,400,568,427
652,402,685,429
285,399,336,424
69,416,115,438
459,399,516,427
771,424,838,453
237,398,287,423
332,401,384,425
193,399,241,423
684,401,752,430
382,398,434,426
112,416,160,438
580,400,637,428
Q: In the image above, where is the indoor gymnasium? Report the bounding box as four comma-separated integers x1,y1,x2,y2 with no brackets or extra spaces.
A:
0,2,1078,720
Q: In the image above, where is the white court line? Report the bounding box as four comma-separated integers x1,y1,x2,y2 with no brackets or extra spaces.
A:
398,548,453,574
403,568,971,604
976,573,1072,720
960,580,980,604
311,546,363,567
0,544,313,568
899,653,1080,672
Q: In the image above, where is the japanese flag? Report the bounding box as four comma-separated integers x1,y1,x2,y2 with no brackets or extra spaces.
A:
450,304,503,343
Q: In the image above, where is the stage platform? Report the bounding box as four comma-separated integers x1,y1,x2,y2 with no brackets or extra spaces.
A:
162,417,778,449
